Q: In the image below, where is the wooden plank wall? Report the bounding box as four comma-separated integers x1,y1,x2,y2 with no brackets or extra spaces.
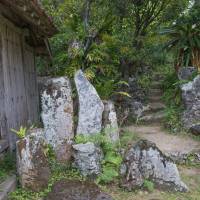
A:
0,31,7,140
23,44,39,124
0,16,39,149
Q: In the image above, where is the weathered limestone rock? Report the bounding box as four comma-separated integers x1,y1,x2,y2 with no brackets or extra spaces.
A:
167,151,200,165
16,129,50,192
45,180,113,200
72,142,103,177
121,140,188,192
190,124,200,136
41,77,74,162
178,67,197,80
181,75,200,131
102,100,119,142
75,70,104,135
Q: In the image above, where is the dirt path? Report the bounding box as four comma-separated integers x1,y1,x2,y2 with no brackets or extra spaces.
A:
125,124,200,155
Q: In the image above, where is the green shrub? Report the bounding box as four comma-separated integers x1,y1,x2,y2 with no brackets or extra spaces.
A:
137,74,151,90
11,126,27,139
143,180,155,192
162,71,185,132
75,133,122,184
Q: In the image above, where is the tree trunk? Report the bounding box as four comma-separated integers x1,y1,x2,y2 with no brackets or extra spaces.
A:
192,48,200,72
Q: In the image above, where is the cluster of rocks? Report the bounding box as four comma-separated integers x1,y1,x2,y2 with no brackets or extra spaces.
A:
16,69,188,195
179,67,200,135
16,70,119,191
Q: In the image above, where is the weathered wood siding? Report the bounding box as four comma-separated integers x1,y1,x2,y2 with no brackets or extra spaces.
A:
0,16,39,149
0,31,7,141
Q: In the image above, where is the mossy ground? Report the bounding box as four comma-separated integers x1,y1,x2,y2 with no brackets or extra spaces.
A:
0,153,16,183
103,166,200,200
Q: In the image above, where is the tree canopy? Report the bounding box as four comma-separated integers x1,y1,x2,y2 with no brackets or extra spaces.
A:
38,0,198,86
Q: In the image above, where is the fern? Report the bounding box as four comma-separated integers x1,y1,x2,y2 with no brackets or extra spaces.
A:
11,126,27,139
75,133,122,184
96,166,119,184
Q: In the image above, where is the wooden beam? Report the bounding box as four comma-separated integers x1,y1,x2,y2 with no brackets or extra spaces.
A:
0,0,57,37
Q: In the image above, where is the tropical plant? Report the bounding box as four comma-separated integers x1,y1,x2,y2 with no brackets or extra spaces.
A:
143,180,155,192
11,125,35,139
161,3,200,72
11,126,27,139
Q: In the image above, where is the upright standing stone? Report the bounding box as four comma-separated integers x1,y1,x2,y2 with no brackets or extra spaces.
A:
103,100,119,142
16,129,50,192
41,77,74,162
75,70,104,135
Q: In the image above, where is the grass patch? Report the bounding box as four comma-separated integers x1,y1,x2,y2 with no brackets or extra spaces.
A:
120,129,140,148
103,166,200,200
9,164,84,200
0,152,16,183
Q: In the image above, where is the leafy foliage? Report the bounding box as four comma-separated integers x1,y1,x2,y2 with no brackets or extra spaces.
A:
11,125,35,139
11,126,27,139
143,180,155,192
137,74,151,89
75,133,122,184
161,1,200,71
162,70,184,132
39,0,190,89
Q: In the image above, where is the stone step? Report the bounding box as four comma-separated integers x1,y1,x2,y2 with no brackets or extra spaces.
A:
0,176,16,200
153,73,165,80
143,102,166,115
151,81,163,89
0,140,8,154
140,111,166,123
148,88,163,96
148,95,163,102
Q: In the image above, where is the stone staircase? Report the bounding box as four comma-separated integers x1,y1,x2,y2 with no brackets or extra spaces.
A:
140,74,166,124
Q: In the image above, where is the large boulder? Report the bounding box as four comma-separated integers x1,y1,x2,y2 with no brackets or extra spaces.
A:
181,75,200,133
102,100,119,142
75,70,104,135
45,180,113,200
41,77,74,162
178,67,197,81
72,142,103,177
16,129,50,192
120,140,188,192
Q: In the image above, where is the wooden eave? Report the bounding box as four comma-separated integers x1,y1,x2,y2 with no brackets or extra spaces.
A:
0,0,57,47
